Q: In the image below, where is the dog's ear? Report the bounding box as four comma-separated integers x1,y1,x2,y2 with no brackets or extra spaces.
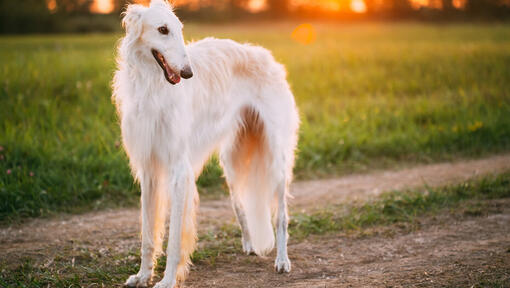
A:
150,0,173,10
122,4,145,40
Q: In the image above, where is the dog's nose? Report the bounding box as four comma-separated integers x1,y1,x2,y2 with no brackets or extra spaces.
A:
180,66,193,79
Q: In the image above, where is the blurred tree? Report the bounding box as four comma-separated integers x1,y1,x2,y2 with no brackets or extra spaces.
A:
113,0,130,13
466,0,510,18
267,0,288,17
228,0,250,14
442,0,454,11
2,0,510,34
364,0,380,14
391,0,413,17
0,0,54,33
54,0,93,14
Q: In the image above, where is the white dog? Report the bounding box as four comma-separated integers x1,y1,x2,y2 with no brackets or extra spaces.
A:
112,1,299,287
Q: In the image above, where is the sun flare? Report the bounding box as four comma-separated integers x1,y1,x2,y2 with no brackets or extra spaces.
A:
91,0,114,14
350,0,367,13
248,0,268,12
46,0,57,12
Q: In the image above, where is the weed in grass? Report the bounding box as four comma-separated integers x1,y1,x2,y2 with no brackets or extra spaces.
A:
191,223,242,265
0,251,139,287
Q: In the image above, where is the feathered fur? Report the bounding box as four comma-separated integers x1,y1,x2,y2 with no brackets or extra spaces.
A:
112,1,299,287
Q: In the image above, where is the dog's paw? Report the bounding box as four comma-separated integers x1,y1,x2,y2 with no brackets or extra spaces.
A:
153,278,176,288
242,238,255,255
124,273,151,288
274,256,291,273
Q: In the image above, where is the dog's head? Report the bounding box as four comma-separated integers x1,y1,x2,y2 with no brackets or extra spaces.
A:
122,0,192,85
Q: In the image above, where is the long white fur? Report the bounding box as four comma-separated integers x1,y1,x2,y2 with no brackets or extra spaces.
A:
112,0,299,287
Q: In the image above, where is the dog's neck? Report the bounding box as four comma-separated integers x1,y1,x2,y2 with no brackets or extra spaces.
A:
119,39,165,84
126,52,172,89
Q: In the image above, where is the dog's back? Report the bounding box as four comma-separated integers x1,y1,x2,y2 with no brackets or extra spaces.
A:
187,37,287,91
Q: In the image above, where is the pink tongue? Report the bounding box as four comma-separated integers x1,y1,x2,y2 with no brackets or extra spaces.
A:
165,66,180,84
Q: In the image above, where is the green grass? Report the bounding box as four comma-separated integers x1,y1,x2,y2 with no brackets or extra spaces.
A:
289,171,510,239
1,23,510,221
0,251,139,287
1,172,509,287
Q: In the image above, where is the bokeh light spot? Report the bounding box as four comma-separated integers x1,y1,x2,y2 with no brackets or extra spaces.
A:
46,0,57,12
350,0,367,13
90,0,114,14
291,23,316,45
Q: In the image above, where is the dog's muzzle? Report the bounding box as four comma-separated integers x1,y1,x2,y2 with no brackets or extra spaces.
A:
180,66,193,79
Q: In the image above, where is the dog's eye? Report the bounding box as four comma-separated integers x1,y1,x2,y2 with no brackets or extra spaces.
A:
158,26,169,35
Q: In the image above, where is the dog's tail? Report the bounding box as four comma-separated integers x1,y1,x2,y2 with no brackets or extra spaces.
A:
224,107,277,256
239,152,275,256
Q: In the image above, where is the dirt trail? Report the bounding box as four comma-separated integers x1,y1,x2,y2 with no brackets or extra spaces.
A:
290,153,510,209
1,154,510,286
187,199,510,287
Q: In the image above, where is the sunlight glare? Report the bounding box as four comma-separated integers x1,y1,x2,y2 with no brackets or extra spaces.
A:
410,0,442,9
291,23,316,45
323,1,341,12
91,0,114,14
453,0,467,9
46,0,57,12
410,0,428,9
248,0,268,12
350,0,367,13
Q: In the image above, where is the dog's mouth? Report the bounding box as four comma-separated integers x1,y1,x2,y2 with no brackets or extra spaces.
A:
151,49,180,85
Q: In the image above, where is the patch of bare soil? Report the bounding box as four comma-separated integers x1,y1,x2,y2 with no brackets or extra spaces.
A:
291,153,510,210
1,154,510,286
187,199,510,287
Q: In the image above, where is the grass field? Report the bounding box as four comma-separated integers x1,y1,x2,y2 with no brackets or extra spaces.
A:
1,23,510,221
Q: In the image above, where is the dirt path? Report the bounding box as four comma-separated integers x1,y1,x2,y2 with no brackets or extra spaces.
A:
187,199,510,287
290,153,510,209
1,154,510,286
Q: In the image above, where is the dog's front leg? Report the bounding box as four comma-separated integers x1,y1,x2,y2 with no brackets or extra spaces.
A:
154,160,193,288
126,171,158,287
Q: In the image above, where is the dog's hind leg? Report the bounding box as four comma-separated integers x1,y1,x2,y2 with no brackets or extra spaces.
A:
274,176,291,273
232,194,254,254
220,151,254,255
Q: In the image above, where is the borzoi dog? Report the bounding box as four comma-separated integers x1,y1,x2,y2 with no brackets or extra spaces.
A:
112,1,299,287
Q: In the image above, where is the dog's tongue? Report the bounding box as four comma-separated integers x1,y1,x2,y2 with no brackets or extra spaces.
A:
165,66,180,84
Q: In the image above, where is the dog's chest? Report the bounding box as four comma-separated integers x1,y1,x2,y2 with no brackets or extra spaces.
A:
120,99,180,162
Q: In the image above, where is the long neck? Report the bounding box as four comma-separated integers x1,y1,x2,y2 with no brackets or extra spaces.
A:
118,38,167,88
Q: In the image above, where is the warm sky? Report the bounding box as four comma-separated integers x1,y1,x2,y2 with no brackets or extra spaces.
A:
89,0,466,14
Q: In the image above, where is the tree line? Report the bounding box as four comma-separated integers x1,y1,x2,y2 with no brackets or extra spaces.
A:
1,0,510,34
